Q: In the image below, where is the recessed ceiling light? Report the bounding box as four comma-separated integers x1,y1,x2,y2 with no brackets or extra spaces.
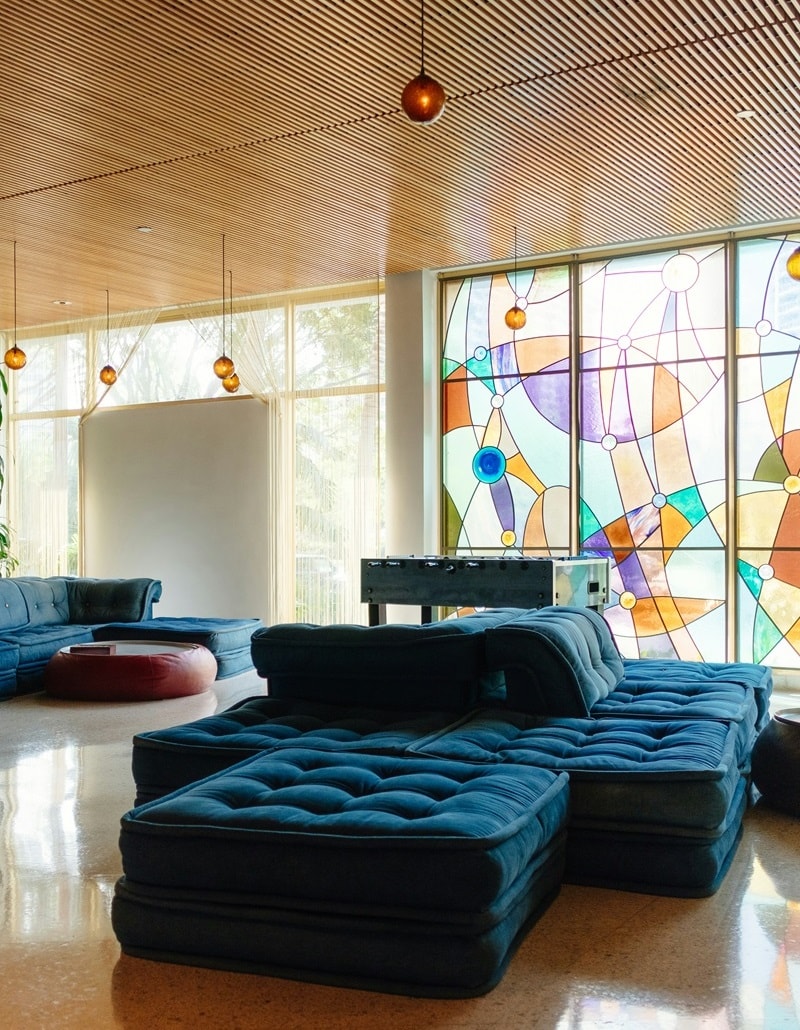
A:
735,108,757,119
52,299,72,306
136,225,154,233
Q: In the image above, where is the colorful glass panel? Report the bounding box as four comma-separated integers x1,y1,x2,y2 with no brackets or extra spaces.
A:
736,236,800,668
442,268,571,554
579,245,728,659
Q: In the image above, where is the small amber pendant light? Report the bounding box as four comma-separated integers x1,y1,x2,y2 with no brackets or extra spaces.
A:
99,290,117,386
4,242,27,371
504,227,527,331
401,0,445,124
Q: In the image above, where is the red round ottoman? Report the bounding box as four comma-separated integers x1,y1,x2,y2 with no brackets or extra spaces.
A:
44,641,218,701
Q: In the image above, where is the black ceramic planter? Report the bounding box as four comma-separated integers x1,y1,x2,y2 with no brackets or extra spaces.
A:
751,708,800,817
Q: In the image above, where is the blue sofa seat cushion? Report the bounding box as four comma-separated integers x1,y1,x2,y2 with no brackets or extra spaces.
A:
485,606,624,716
1,624,95,676
119,747,570,913
130,697,473,804
250,609,523,710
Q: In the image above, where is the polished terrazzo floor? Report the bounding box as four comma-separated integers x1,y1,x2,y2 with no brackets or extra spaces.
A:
1,671,799,1030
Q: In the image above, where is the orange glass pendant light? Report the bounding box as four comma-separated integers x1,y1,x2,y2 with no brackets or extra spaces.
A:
213,354,235,379
401,0,445,124
4,242,27,371
505,304,527,331
222,372,240,394
4,345,26,370
98,290,117,386
505,227,527,331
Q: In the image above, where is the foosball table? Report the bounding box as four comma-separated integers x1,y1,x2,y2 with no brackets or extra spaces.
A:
361,555,610,625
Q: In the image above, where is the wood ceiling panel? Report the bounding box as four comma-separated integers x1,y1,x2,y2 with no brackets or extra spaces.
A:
0,0,799,330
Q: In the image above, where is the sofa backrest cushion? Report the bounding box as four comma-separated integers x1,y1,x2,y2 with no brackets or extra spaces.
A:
13,577,71,627
0,579,31,630
485,605,624,716
64,577,163,623
251,608,524,710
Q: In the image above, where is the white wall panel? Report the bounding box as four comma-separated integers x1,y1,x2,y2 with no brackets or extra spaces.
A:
81,397,270,621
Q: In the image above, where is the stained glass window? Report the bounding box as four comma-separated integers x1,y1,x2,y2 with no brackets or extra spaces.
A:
442,267,572,554
441,234,800,668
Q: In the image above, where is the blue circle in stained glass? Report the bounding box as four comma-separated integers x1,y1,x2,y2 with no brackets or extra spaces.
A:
473,446,506,483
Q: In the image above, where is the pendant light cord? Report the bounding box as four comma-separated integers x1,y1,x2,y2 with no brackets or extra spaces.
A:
420,0,427,73
221,233,227,359
13,241,17,350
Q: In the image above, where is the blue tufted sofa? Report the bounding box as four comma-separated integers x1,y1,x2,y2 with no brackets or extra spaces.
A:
113,606,772,997
0,575,163,697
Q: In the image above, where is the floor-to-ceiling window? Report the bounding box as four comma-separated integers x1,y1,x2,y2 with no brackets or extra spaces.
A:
442,232,800,668
7,284,384,626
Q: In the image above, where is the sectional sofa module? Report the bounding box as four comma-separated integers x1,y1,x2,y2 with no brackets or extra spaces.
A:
113,606,772,997
0,575,162,697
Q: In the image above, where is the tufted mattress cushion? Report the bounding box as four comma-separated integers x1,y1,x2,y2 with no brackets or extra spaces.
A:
593,659,772,769
484,606,624,716
118,747,569,911
114,748,569,995
130,697,474,804
250,608,523,709
412,711,742,830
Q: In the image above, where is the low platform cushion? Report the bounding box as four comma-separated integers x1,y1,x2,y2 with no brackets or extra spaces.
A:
250,609,522,709
484,606,625,716
94,617,262,679
413,710,744,896
594,660,772,769
114,748,569,996
130,698,470,805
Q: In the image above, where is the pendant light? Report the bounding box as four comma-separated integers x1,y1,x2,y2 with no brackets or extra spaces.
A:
401,0,445,124
504,227,527,331
213,235,235,380
787,245,800,281
99,289,118,385
221,270,240,394
4,242,27,371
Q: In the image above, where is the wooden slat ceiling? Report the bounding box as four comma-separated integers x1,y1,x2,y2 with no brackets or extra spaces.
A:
1,0,799,329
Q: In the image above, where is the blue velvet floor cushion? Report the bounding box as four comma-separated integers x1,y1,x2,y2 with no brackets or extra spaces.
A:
250,608,523,709
130,697,474,805
593,660,772,769
484,606,624,716
113,748,570,997
94,617,262,679
412,711,744,896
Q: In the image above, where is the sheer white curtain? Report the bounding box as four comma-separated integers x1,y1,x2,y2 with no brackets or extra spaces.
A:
6,307,156,575
230,305,294,624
